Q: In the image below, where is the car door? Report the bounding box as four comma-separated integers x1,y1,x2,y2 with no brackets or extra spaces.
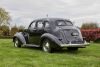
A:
28,20,44,45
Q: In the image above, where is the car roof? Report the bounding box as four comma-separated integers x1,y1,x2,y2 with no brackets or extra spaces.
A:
34,18,69,21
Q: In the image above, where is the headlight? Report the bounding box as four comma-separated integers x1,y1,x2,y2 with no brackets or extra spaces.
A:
71,32,79,36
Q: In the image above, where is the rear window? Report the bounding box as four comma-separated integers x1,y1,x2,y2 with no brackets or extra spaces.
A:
56,20,73,26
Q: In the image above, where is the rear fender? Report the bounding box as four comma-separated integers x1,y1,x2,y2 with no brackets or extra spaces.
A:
13,32,26,44
41,33,62,46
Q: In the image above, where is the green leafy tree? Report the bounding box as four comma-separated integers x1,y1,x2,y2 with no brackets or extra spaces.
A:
18,25,25,32
81,22,99,29
0,27,3,35
10,25,19,36
0,25,10,36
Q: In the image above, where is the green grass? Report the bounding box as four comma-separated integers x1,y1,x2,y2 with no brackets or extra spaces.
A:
0,39,100,67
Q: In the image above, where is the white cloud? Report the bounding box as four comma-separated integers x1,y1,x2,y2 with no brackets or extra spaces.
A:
0,0,100,28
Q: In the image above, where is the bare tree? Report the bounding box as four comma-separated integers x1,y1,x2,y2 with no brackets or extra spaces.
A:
0,8,11,26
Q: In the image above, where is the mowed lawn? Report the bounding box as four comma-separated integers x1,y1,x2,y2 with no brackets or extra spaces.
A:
0,39,100,67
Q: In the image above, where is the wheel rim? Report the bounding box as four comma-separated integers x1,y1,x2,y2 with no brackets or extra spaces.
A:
14,40,18,47
43,41,50,52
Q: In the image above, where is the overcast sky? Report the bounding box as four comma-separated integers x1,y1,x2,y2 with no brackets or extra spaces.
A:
0,0,100,28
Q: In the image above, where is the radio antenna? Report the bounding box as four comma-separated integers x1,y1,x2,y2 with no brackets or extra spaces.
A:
46,14,48,18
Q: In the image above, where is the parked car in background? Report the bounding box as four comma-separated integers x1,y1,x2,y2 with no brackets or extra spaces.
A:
13,18,89,53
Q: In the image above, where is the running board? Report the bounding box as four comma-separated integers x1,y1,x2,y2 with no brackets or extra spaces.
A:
23,44,40,47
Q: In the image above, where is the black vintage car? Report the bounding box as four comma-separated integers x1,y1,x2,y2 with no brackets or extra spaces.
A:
13,18,89,53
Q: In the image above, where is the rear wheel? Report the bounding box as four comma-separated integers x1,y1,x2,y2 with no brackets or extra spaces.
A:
67,47,78,51
14,38,22,48
42,39,53,53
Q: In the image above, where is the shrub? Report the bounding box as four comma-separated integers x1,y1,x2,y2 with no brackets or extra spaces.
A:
0,25,10,36
81,28,100,42
0,36,12,39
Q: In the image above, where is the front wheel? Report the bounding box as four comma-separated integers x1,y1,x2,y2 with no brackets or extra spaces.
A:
42,39,53,53
14,38,22,48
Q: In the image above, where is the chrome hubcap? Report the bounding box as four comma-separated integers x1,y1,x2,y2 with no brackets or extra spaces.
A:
14,40,18,47
43,42,50,52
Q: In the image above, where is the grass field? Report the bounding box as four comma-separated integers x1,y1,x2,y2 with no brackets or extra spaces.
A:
0,39,100,67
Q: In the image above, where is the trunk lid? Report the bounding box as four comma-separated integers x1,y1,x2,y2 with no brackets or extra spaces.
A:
59,26,84,44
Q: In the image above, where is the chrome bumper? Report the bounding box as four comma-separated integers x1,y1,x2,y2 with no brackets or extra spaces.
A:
60,41,90,47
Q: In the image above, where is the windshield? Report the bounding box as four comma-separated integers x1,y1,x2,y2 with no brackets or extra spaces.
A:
56,20,73,26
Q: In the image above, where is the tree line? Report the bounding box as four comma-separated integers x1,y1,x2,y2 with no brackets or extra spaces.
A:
0,25,25,36
0,7,99,37
0,7,25,36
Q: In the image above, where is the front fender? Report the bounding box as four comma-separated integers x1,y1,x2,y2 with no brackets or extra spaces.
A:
41,33,63,46
13,32,26,44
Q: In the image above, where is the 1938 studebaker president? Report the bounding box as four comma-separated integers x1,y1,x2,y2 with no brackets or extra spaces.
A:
13,18,89,53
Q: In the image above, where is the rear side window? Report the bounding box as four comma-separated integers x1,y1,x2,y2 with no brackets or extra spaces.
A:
56,20,73,26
